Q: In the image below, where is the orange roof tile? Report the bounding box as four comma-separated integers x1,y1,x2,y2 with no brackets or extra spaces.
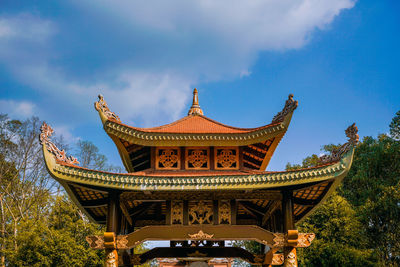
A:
121,114,280,134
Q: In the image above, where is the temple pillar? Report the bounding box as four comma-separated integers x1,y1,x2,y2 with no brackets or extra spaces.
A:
282,190,297,267
105,191,121,267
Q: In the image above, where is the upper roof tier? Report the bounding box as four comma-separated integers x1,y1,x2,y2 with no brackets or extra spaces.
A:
94,89,298,147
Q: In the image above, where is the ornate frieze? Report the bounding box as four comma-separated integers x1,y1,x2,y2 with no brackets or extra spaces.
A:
40,122,79,165
189,201,213,224
156,148,180,169
171,201,183,225
271,231,315,248
218,201,231,224
319,123,359,164
272,253,284,265
188,230,214,240
86,234,129,249
272,94,298,123
215,147,239,169
94,94,121,122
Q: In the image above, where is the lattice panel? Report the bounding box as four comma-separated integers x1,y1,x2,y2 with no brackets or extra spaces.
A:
156,147,180,170
185,147,209,170
214,147,239,170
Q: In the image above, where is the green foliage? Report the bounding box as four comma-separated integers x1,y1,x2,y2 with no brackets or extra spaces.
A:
297,193,376,266
10,196,104,267
293,111,400,266
390,110,400,140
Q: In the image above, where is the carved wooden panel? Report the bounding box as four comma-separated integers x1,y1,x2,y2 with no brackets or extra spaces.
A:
219,200,231,224
185,147,210,170
189,201,213,225
171,201,183,225
156,147,180,170
214,147,239,170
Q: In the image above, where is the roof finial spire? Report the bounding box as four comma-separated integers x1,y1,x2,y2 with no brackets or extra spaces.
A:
188,88,204,115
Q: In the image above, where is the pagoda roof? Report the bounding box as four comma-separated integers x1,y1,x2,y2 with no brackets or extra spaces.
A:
95,90,298,172
94,90,297,147
117,114,282,134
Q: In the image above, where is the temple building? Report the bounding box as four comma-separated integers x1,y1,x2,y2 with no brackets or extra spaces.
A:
40,89,358,267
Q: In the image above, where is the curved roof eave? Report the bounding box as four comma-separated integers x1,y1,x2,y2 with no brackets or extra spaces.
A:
42,143,354,192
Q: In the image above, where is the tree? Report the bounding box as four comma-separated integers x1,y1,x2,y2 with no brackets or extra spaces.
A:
389,110,400,140
297,193,376,266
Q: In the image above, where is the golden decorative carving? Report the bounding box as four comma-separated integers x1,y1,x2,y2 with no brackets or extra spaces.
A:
187,149,208,169
131,254,142,265
86,235,104,249
40,122,79,165
218,201,231,224
319,123,359,164
171,201,183,225
105,250,118,267
272,233,285,247
285,250,297,267
158,149,179,168
272,94,298,123
272,253,284,265
94,94,121,122
216,149,237,169
189,201,213,224
297,233,315,247
188,230,214,240
116,235,128,249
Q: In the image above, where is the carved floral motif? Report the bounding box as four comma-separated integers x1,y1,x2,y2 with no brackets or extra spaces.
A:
285,250,297,267
40,122,79,165
272,94,298,123
159,149,179,168
187,149,208,168
105,251,118,267
272,233,285,247
86,235,104,249
171,201,183,224
272,254,284,265
297,233,315,248
188,230,214,240
189,201,213,224
94,94,121,122
319,123,359,164
219,201,231,224
216,149,236,168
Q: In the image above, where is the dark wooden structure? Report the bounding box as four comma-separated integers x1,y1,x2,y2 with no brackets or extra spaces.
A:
41,89,359,266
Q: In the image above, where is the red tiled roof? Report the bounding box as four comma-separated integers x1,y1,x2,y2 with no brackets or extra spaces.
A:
119,114,280,134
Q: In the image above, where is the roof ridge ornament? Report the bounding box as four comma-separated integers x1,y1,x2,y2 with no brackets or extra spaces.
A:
40,122,80,165
272,94,298,123
95,94,121,122
188,88,204,116
319,123,359,164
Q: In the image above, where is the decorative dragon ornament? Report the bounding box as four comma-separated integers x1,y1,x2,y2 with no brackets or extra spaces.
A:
94,94,121,122
319,123,359,164
272,94,298,123
40,122,79,165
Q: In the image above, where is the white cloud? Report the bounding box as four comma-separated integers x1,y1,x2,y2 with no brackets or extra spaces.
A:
0,13,54,42
52,125,81,144
0,99,36,118
0,1,355,125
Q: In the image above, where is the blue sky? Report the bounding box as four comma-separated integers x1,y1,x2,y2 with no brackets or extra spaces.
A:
1,0,399,171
